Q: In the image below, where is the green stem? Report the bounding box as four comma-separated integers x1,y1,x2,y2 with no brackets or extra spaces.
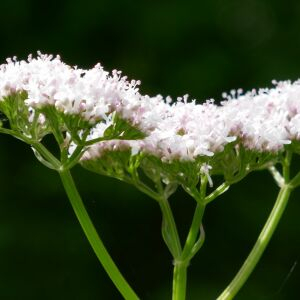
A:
172,261,188,300
171,203,206,300
204,182,230,204
130,178,161,202
181,202,205,260
172,178,208,300
32,142,61,169
217,183,293,300
59,169,139,300
283,150,292,182
289,168,300,188
0,127,33,144
0,127,61,169
62,144,85,170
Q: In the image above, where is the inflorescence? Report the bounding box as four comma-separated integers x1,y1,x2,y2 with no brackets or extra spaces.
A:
1,53,300,179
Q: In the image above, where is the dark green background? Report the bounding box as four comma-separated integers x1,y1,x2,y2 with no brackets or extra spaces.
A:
0,0,300,299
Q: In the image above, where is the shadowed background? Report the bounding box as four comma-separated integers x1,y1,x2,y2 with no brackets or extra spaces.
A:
0,0,300,299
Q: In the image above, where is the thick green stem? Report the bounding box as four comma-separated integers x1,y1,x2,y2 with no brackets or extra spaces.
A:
59,169,139,300
172,261,188,300
171,203,206,300
171,178,208,300
217,184,292,300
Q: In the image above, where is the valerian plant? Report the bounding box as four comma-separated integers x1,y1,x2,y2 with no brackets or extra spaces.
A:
1,53,300,300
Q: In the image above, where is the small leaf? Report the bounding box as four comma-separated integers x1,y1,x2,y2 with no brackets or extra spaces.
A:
161,214,179,258
31,147,57,170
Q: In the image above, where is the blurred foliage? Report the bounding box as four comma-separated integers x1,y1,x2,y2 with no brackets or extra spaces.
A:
0,0,300,299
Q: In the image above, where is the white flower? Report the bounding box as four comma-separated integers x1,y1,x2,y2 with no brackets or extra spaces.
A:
220,80,300,151
0,53,142,125
83,79,300,165
3,52,300,166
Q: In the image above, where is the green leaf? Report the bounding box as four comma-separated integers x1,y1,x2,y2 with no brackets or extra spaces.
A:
161,212,180,258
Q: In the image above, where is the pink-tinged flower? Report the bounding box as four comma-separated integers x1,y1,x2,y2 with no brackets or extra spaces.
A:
0,53,143,125
3,53,300,164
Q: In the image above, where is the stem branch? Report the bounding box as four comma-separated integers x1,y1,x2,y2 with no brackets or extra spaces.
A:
59,169,139,300
181,202,205,260
217,184,292,300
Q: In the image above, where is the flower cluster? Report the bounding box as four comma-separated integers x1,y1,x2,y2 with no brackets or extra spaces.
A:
83,99,236,162
220,81,300,152
1,53,300,169
0,52,142,130
84,80,300,164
